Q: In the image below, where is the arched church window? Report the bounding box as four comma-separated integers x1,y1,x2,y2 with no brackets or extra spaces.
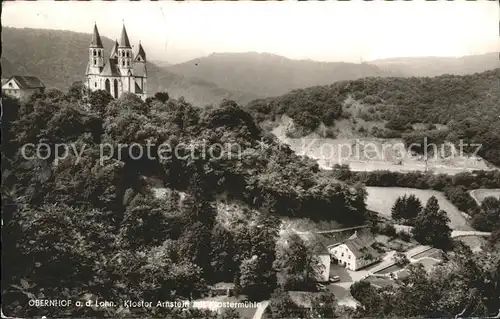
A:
94,58,97,65
95,82,97,88
93,50,96,57
98,51,101,57
127,51,130,58
122,60,125,67
127,61,129,67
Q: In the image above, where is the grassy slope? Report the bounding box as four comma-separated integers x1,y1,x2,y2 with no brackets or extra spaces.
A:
271,115,493,174
167,52,403,97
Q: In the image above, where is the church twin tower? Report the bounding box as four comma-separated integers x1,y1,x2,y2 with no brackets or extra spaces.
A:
85,23,147,100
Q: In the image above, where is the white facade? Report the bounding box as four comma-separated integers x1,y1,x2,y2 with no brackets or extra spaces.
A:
330,244,358,271
2,76,45,101
315,254,331,282
329,243,380,271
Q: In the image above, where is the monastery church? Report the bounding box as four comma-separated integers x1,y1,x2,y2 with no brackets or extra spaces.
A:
85,23,147,100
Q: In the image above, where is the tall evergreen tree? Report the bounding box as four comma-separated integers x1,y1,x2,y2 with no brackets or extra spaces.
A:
273,233,322,290
405,194,423,221
412,196,451,248
391,195,407,220
391,194,422,224
423,196,440,215
209,224,237,283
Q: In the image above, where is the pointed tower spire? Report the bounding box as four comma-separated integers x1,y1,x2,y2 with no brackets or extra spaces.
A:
135,41,146,61
119,24,131,48
90,23,103,48
110,39,119,59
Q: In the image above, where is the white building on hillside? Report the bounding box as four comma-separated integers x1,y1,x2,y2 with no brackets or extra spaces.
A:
2,75,45,101
329,231,382,271
84,23,147,100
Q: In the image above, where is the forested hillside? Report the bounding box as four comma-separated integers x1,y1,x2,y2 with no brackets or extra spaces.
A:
167,52,402,97
371,53,499,77
248,69,500,166
2,27,258,106
166,52,499,98
1,87,367,317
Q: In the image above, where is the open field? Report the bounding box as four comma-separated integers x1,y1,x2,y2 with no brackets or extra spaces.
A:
272,116,496,175
455,236,487,252
366,187,471,230
470,189,500,204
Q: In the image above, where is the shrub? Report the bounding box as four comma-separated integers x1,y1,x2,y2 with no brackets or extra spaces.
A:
380,224,397,237
398,231,411,242
392,252,410,267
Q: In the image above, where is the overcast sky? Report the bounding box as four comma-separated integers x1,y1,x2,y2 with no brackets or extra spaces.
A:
3,1,499,64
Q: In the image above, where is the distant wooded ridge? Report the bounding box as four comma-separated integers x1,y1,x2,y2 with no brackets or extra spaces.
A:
3,27,498,103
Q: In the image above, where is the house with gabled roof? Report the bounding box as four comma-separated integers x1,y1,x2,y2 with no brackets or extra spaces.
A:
84,23,147,100
2,75,46,101
329,230,382,271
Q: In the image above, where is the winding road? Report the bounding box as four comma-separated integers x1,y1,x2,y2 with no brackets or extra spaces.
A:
451,230,491,238
470,189,500,206
292,224,369,236
294,224,490,239
252,301,269,319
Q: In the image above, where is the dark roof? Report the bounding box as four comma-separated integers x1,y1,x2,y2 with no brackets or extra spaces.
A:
135,43,146,61
7,76,45,89
119,25,131,48
101,59,122,77
343,231,382,260
132,63,146,77
90,24,103,48
308,238,330,255
134,82,143,94
110,40,119,59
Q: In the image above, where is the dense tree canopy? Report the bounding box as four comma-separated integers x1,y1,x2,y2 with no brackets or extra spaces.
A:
4,66,498,318
249,69,500,166
412,196,452,248
390,194,422,225
2,83,370,317
351,244,500,318
273,233,322,291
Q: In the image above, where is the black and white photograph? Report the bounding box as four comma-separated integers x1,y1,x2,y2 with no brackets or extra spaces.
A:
1,1,500,318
